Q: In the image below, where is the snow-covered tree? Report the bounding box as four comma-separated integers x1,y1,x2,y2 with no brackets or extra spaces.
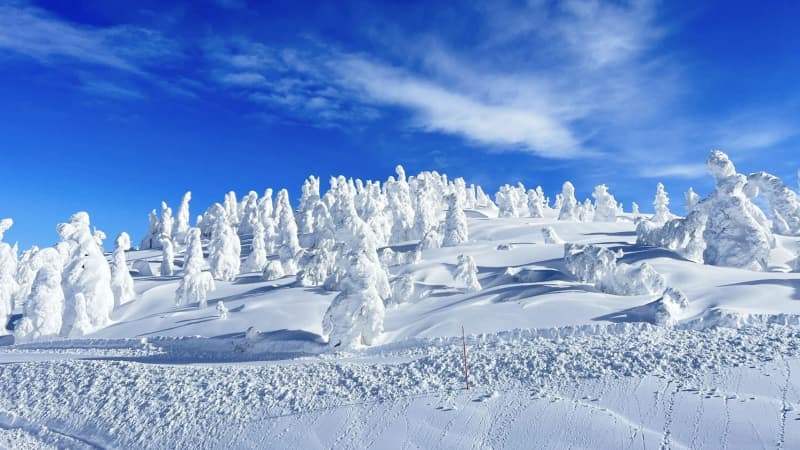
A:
275,189,302,274
475,185,495,208
558,181,579,221
0,219,18,335
237,191,260,236
159,236,175,277
58,212,114,337
322,244,388,349
745,171,800,235
527,188,545,218
563,244,667,296
110,232,135,306
297,176,321,234
257,188,274,227
175,228,215,307
443,193,468,247
386,168,416,244
296,202,336,287
637,150,775,270
223,191,239,226
652,183,671,224
632,202,640,216
12,245,39,310
242,220,268,273
208,204,241,281
160,201,174,241
14,248,65,343
684,187,699,213
174,191,192,241
453,254,481,292
216,301,228,319
262,260,285,281
495,184,520,218
412,176,440,241
592,184,618,222
140,209,160,250
702,150,774,270
541,227,564,244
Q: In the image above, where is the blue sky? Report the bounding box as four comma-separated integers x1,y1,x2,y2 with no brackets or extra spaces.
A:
1,0,799,249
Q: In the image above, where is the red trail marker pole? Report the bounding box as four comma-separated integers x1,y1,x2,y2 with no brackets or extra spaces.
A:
462,325,470,390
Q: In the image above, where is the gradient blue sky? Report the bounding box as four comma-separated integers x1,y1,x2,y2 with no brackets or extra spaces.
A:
1,0,799,249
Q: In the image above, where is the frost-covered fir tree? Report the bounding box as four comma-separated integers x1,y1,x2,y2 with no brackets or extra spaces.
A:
159,236,175,277
175,228,216,307
242,220,268,273
495,184,520,218
527,188,545,218
0,219,18,335
237,191,260,236
541,226,565,244
110,232,135,306
13,245,40,310
257,188,274,228
385,166,415,243
14,248,65,343
296,202,336,287
443,193,468,247
297,176,321,234
216,301,228,319
322,243,390,349
558,181,579,221
223,191,239,226
412,176,441,241
58,212,114,337
632,202,640,216
592,184,618,222
262,260,285,281
208,204,241,281
637,150,775,270
684,187,699,213
160,201,174,241
453,254,481,292
745,171,800,235
174,191,192,241
140,209,161,249
652,183,671,224
703,150,774,270
275,189,302,274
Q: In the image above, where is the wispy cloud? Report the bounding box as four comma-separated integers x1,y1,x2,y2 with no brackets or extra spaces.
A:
640,163,707,179
332,56,582,158
0,1,184,100
0,3,176,73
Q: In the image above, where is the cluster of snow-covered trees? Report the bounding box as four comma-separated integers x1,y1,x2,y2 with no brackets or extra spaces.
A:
636,150,800,271
4,150,799,345
4,212,137,343
137,166,484,348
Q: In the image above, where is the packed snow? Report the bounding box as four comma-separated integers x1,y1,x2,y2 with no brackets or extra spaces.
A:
2,150,800,448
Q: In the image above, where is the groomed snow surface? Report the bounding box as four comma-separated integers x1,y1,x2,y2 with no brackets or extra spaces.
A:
0,211,800,448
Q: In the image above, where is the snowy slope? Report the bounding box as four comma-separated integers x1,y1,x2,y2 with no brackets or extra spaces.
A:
3,211,800,448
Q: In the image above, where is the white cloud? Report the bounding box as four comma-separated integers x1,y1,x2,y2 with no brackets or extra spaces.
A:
640,163,707,179
0,3,175,74
332,56,582,158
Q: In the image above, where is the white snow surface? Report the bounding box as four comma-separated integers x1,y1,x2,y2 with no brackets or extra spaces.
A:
4,210,800,448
